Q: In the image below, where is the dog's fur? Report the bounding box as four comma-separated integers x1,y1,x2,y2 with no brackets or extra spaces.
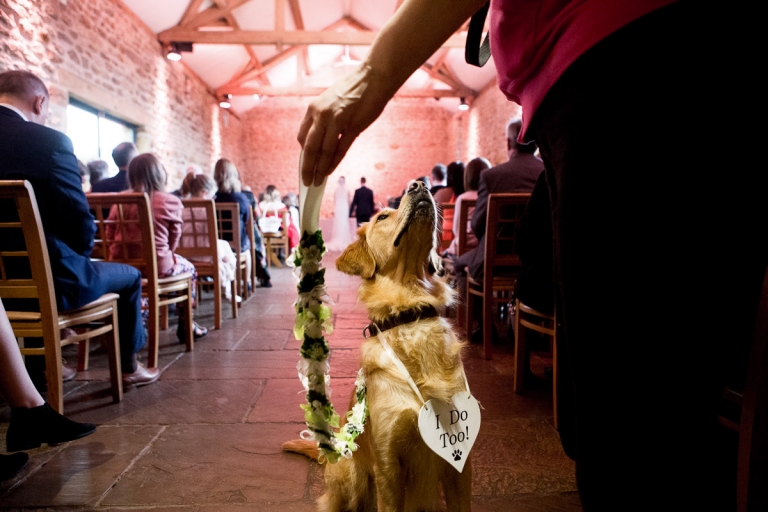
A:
283,181,471,512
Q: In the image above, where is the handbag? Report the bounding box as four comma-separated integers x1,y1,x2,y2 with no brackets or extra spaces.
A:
258,207,283,234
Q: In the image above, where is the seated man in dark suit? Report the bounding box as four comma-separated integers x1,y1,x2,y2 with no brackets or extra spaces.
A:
456,117,544,281
0,70,158,386
90,142,138,193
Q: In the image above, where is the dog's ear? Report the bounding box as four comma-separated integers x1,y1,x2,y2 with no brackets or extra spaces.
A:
336,235,376,278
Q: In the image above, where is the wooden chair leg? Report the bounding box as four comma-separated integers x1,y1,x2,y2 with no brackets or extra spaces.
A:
230,279,238,318
107,304,123,403
160,304,169,331
483,290,493,360
77,339,90,371
44,341,64,414
147,296,159,369
213,274,222,330
183,278,194,352
513,298,526,393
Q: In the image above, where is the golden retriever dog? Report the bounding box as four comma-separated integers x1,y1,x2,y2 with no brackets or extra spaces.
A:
283,180,472,511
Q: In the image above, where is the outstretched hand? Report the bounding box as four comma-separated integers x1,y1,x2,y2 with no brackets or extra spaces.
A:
298,64,395,186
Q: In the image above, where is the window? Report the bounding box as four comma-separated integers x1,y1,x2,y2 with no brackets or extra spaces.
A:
66,99,137,177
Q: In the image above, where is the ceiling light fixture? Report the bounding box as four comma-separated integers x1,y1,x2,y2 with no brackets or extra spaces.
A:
253,94,260,101
219,94,232,109
458,97,469,111
166,42,193,61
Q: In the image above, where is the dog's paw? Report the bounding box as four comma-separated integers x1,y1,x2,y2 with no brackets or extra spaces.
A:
452,449,462,461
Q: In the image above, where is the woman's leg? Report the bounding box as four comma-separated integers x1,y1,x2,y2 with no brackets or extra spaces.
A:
0,299,44,409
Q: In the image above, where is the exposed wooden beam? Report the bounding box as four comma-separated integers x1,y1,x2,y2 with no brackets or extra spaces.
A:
275,0,285,51
159,28,467,48
220,86,471,98
181,0,250,30
180,0,206,27
421,62,472,95
287,0,310,74
217,45,306,92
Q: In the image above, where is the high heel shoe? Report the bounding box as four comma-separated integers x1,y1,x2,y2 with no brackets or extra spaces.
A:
176,321,209,343
6,403,96,452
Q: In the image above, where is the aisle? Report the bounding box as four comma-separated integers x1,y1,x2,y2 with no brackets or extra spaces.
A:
0,254,580,510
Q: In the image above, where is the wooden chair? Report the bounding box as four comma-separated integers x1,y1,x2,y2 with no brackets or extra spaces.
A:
438,203,455,254
513,299,557,427
0,181,122,413
87,193,194,368
718,266,768,512
454,198,477,328
215,202,249,302
466,193,530,359
262,211,290,268
177,198,237,328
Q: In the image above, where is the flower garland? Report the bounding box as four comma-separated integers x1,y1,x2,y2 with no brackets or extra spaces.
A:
293,230,368,463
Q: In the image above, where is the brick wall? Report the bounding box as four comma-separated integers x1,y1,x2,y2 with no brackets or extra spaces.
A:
1,0,513,216
239,96,454,217
454,79,522,167
0,0,243,188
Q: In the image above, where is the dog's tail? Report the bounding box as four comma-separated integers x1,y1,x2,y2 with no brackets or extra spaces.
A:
282,439,320,460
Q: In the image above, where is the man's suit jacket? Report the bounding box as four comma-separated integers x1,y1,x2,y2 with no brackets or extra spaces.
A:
349,186,375,221
91,169,129,192
456,152,544,279
0,106,103,311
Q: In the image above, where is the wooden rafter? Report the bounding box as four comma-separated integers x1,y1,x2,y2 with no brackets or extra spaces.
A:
211,0,269,86
181,0,250,30
287,0,310,74
180,0,206,27
420,62,473,96
216,17,355,94
158,27,467,48
221,86,467,98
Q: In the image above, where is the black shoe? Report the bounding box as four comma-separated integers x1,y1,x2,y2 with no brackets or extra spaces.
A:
0,453,29,481
6,403,97,452
176,322,209,343
260,279,273,288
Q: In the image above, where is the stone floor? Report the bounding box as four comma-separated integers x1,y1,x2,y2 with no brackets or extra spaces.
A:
0,252,582,511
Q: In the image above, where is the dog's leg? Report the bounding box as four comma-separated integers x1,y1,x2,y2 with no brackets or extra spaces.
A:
374,463,406,512
443,455,472,512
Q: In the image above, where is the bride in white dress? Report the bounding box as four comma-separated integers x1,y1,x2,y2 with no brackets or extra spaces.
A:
325,176,353,252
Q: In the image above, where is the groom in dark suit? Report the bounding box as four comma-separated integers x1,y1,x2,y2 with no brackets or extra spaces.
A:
0,70,158,386
349,177,375,226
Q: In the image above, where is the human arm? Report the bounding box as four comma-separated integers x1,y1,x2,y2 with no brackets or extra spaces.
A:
471,173,489,239
49,137,96,256
349,190,358,216
298,0,488,185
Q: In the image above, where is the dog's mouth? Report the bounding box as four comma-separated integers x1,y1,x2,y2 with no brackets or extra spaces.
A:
394,190,435,248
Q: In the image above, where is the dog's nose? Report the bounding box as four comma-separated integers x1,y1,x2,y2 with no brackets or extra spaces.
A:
408,180,426,194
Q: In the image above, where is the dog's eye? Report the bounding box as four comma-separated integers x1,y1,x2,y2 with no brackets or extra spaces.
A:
376,214,389,222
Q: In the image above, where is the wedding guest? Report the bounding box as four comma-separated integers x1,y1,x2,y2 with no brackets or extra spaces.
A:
107,153,209,342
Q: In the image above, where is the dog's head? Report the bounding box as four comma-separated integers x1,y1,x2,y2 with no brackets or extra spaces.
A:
336,180,452,316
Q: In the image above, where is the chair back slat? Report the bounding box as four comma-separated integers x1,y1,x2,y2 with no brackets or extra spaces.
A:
0,180,60,334
178,198,219,261
457,199,477,257
438,203,455,253
87,193,158,296
483,193,530,285
215,202,242,257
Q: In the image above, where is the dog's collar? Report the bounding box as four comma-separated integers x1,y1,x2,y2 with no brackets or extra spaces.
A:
363,305,440,338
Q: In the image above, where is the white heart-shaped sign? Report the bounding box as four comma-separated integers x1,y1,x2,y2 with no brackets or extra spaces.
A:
418,393,481,473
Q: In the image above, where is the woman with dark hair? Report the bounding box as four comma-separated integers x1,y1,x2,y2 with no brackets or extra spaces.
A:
433,161,464,203
443,157,490,257
107,153,208,341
